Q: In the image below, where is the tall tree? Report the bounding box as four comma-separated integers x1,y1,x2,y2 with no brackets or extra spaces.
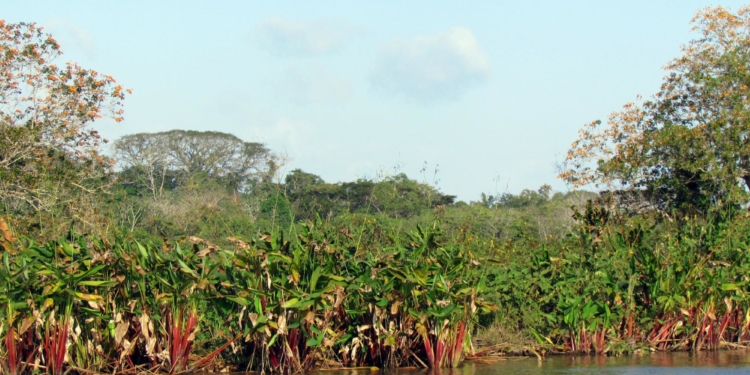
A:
111,132,174,199
113,130,277,193
561,5,750,215
0,21,128,214
284,169,341,220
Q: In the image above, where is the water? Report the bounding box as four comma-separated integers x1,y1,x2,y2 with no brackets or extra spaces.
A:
320,351,750,375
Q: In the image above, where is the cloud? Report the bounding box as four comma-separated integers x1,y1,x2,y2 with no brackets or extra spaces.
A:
273,63,352,105
371,27,490,102
44,19,96,58
254,17,357,57
247,118,312,155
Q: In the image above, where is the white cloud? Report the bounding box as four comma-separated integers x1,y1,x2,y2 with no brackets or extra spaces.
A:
254,17,357,57
371,27,490,102
246,118,317,157
274,63,352,105
45,19,96,58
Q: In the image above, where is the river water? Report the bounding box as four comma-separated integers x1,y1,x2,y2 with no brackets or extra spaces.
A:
320,351,750,375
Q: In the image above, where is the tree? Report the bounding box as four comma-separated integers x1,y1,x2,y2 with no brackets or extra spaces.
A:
369,173,456,217
113,130,277,194
0,21,128,214
282,171,456,220
560,5,750,215
111,132,175,199
260,192,292,228
284,169,341,220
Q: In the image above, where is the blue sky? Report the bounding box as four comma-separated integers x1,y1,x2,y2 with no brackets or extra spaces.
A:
5,1,748,201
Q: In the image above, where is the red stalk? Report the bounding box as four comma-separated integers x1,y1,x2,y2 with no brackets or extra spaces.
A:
4,327,18,375
167,309,198,373
718,313,731,344
422,333,434,368
568,334,574,352
289,328,298,354
626,313,634,337
180,313,197,370
43,319,68,375
450,321,466,367
595,329,605,354
695,318,707,350
56,322,66,374
169,309,180,369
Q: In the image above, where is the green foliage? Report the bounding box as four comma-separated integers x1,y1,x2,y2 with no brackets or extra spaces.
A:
260,192,293,229
7,6,750,370
478,201,750,354
0,219,494,373
282,169,456,221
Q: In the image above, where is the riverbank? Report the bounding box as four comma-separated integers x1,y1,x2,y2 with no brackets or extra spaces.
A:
0,220,495,374
3,208,750,374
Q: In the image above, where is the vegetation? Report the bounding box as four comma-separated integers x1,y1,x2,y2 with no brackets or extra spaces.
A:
560,6,750,216
0,21,128,230
3,4,750,374
0,217,496,374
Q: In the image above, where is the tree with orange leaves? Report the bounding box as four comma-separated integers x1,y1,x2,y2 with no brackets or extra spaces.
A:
0,21,129,219
561,5,750,216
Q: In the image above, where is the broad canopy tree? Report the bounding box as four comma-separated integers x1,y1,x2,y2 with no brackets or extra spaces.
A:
113,130,277,196
561,6,750,215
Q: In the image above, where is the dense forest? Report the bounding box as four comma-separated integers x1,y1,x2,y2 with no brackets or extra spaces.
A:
3,5,750,374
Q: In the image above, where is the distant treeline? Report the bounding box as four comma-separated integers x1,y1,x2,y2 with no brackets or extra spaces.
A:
105,129,593,246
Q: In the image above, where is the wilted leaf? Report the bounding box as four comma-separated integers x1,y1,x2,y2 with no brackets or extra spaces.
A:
115,321,129,345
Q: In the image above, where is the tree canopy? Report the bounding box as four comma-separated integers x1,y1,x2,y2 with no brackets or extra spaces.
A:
112,130,277,195
282,169,456,220
561,5,750,215
0,21,128,214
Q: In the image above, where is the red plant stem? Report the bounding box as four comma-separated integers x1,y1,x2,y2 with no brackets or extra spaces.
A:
289,328,298,357
422,333,434,368
43,319,69,375
627,313,634,337
584,332,589,353
177,316,192,368
569,334,574,352
649,315,663,342
180,313,197,370
5,327,17,375
451,321,466,367
169,310,179,369
718,313,731,344
695,318,707,350
58,320,69,375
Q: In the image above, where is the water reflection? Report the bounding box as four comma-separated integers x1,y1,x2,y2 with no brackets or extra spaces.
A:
314,351,750,375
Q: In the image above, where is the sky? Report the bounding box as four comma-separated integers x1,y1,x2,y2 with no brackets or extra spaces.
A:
5,1,749,201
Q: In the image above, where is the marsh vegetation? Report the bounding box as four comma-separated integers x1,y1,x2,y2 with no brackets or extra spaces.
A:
4,5,750,374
